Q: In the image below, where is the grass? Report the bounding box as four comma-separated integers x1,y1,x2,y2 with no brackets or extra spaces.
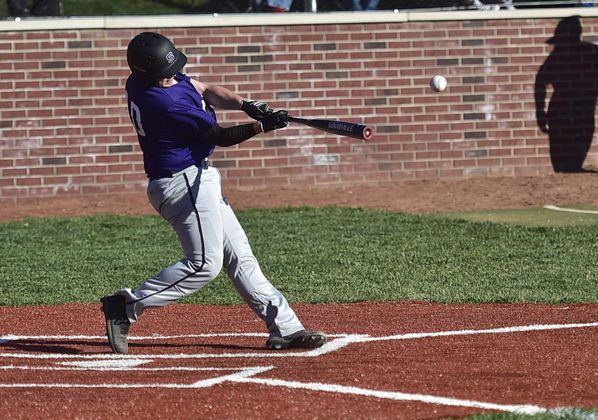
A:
444,205,598,227
1,208,596,419
1,206,597,306
466,408,598,419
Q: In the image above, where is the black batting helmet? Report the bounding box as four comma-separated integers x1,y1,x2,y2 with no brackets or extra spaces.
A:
127,32,187,81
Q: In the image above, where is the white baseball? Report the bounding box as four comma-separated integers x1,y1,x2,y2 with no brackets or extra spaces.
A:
430,75,448,92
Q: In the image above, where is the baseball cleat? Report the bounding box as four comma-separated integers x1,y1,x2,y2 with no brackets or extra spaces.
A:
266,330,326,350
100,294,131,354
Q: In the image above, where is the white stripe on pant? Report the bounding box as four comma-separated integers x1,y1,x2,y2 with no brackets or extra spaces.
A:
117,164,305,339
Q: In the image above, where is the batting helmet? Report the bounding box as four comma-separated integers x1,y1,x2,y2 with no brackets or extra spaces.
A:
127,32,187,82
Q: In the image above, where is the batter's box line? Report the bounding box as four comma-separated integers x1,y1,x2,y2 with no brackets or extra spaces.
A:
1,321,597,360
0,365,275,389
0,364,269,372
0,332,352,343
0,334,367,360
0,363,550,415
358,321,598,342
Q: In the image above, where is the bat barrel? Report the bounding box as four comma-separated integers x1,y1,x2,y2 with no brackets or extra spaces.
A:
288,116,373,141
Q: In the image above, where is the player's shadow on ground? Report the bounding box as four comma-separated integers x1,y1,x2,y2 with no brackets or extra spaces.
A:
130,342,264,351
1,340,263,353
535,16,598,173
0,339,101,354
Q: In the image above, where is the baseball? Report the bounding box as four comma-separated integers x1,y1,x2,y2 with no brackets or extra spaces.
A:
430,75,448,92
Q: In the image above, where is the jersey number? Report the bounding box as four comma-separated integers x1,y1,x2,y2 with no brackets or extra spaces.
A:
129,101,146,137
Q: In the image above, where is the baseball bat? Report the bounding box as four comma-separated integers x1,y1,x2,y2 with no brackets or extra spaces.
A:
287,116,373,141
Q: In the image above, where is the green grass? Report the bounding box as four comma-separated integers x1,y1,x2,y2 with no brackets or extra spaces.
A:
445,205,598,227
1,207,597,306
466,408,598,419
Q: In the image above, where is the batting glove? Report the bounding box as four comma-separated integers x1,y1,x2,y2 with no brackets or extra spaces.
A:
241,99,272,121
261,110,289,132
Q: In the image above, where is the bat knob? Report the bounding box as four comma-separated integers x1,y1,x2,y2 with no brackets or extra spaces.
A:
363,127,373,141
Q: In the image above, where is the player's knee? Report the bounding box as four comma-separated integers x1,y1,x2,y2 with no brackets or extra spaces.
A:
204,263,222,280
203,254,224,280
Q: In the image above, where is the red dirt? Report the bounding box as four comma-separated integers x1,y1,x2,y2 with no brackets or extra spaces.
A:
1,174,598,418
1,173,598,221
0,302,597,419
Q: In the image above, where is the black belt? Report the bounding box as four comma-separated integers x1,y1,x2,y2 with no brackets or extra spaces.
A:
148,160,209,181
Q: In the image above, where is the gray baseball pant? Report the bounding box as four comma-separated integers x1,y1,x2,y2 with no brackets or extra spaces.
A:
117,164,305,339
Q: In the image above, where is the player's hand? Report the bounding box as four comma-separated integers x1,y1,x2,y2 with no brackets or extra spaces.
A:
536,110,548,134
241,99,272,121
261,110,289,132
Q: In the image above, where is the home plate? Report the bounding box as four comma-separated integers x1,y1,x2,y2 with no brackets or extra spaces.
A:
58,359,151,369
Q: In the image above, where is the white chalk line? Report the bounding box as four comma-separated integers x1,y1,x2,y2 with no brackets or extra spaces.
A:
0,366,274,390
1,322,597,414
0,322,598,348
0,332,304,341
0,332,348,342
0,365,547,414
0,364,266,373
0,364,273,383
0,334,366,360
190,366,273,388
0,363,548,414
0,383,203,389
0,322,598,360
231,376,546,415
59,359,148,368
0,351,317,360
543,205,598,215
2,322,598,359
358,321,598,342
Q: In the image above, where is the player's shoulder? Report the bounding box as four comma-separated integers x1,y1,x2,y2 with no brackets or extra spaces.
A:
163,74,205,106
126,73,153,100
126,74,174,109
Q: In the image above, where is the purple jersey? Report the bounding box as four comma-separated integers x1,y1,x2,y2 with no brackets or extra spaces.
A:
125,73,217,179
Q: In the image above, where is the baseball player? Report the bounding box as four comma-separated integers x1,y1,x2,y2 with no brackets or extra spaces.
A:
100,32,326,354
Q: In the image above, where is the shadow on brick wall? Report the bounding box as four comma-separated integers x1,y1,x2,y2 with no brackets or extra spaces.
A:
535,15,598,172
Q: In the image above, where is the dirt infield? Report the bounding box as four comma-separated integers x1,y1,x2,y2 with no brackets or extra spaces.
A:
2,172,598,221
1,174,598,418
1,302,597,418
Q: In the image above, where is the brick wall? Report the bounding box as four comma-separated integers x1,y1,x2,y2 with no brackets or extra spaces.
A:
1,14,598,203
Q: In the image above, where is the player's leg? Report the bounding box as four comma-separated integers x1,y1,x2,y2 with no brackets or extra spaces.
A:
123,166,224,320
101,166,224,353
219,193,326,350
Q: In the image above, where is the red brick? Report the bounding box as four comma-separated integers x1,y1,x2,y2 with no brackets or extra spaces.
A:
42,176,70,185
2,168,26,177
29,167,54,176
55,166,81,175
0,18,579,200
96,156,119,164
2,187,29,197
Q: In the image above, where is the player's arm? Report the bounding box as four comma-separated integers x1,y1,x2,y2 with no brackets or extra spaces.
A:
190,79,242,110
534,65,549,133
206,111,289,147
190,78,273,121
